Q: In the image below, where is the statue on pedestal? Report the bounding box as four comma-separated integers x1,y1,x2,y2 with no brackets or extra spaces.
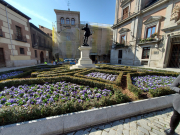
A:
82,23,92,46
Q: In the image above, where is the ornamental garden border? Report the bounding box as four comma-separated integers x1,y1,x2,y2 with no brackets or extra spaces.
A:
0,75,129,126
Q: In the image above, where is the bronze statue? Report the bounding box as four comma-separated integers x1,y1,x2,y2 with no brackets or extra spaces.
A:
82,23,92,46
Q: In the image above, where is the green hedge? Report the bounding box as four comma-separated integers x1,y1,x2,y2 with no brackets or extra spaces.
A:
74,69,123,85
127,72,179,98
126,73,142,98
0,75,129,126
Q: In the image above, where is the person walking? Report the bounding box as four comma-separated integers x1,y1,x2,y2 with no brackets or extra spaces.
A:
164,75,180,135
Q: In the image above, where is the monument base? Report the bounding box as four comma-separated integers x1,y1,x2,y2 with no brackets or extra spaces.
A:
70,46,97,70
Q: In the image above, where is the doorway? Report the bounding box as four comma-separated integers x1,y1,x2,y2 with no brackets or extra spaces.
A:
168,44,180,68
0,48,5,67
40,51,44,63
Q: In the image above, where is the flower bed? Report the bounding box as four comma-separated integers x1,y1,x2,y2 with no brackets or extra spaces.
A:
0,75,129,126
0,71,23,80
0,81,113,108
85,72,117,81
132,75,177,91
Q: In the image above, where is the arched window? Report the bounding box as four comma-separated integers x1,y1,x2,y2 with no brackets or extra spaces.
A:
60,17,64,24
71,18,75,25
66,18,70,25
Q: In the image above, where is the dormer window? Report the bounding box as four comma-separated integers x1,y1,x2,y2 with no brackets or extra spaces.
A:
60,17,64,24
66,18,70,25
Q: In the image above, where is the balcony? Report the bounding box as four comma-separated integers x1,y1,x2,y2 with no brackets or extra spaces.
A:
143,0,159,10
0,29,3,37
112,41,130,49
117,12,133,24
14,34,27,42
137,35,163,45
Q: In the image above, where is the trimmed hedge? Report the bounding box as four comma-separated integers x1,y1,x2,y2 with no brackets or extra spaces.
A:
74,68,123,85
0,75,129,126
127,72,179,98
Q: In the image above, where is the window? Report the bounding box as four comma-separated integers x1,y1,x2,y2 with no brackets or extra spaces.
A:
121,35,126,44
146,26,156,38
47,33,49,36
66,18,70,25
16,26,22,40
60,17,64,24
20,48,24,54
142,47,150,59
118,60,121,64
118,50,122,58
50,34,52,36
38,36,41,46
71,18,75,25
123,6,129,20
35,50,37,58
33,34,36,45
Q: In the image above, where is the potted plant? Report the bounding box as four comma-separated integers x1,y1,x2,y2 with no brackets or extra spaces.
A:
151,33,158,38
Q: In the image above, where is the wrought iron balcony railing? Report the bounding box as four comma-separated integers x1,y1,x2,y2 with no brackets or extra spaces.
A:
137,35,163,44
112,41,130,49
117,12,133,24
0,29,3,37
14,34,27,42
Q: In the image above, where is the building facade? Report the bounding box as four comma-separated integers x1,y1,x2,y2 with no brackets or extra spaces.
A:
30,23,52,64
0,0,36,67
54,9,113,63
111,0,180,68
39,25,52,38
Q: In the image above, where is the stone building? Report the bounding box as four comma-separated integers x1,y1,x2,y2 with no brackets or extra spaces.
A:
39,25,52,38
29,23,52,64
54,9,113,63
0,0,36,67
111,0,180,68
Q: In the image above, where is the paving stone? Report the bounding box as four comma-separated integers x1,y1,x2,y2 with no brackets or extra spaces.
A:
74,130,84,135
137,116,141,120
112,121,122,126
130,117,137,122
84,128,92,133
116,129,123,135
89,128,97,134
153,120,166,127
152,129,165,135
125,118,131,123
137,126,149,135
111,125,118,131
149,131,157,135
158,119,169,125
152,122,166,130
147,123,160,130
94,130,102,135
123,123,130,130
117,124,123,130
104,124,111,132
101,131,108,135
130,122,137,130
108,129,116,135
123,129,129,135
98,125,105,130
130,130,137,135
137,130,145,135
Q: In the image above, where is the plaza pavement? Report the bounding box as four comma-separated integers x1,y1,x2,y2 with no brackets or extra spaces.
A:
64,107,179,135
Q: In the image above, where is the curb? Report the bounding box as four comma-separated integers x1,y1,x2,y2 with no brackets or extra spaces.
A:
0,94,176,135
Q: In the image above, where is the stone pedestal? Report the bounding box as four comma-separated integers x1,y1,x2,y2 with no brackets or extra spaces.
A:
70,46,96,69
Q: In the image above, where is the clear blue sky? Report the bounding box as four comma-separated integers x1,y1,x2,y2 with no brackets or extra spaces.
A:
5,0,116,30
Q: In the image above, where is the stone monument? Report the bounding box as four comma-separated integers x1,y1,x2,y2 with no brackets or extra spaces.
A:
70,23,96,69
